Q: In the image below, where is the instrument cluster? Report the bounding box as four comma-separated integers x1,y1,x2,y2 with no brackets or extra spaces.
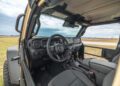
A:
28,37,81,49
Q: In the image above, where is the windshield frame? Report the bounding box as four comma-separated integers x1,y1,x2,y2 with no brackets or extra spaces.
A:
29,12,120,39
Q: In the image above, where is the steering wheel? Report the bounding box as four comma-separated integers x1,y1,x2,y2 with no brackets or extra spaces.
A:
47,34,72,62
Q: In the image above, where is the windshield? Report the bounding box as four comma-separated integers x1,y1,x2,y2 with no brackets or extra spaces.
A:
36,15,81,37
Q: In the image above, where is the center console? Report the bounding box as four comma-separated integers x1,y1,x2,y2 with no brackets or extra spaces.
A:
82,59,116,74
82,58,116,86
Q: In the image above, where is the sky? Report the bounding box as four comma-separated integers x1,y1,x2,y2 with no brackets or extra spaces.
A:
0,0,120,38
39,15,120,38
0,0,27,35
38,15,81,37
83,23,120,38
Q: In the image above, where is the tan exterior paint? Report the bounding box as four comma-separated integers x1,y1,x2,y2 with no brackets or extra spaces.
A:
38,0,45,6
21,0,45,40
112,58,120,86
21,5,31,40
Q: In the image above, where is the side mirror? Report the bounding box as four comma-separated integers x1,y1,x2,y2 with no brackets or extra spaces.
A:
15,14,24,33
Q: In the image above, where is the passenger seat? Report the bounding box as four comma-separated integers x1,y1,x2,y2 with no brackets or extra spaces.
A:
112,53,120,63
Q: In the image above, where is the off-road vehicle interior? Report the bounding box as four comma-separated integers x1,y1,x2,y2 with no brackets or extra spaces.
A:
3,0,120,86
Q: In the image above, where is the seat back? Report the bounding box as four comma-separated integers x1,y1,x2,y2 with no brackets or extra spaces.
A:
103,58,120,86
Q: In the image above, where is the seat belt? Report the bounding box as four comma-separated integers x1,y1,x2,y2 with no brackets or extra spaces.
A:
88,69,97,86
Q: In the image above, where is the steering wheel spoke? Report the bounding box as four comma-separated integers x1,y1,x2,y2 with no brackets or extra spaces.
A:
50,45,55,52
55,54,61,60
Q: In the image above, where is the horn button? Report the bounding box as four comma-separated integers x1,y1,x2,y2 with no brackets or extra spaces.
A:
54,44,65,54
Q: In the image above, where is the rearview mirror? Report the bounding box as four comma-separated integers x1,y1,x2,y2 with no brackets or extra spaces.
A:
63,18,79,28
63,21,79,28
15,14,25,33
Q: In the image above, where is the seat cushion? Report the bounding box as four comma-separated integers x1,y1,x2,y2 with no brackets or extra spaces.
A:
48,70,95,86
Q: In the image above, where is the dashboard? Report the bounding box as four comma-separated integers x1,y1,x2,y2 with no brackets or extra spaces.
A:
28,37,81,49
27,37,82,66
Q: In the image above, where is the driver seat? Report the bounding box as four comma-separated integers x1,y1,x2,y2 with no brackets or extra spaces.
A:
48,69,115,86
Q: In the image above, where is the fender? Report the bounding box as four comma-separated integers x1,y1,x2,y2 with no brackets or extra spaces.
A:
7,46,20,85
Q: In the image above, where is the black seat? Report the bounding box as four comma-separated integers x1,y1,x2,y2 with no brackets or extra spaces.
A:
48,69,115,86
112,53,120,63
102,46,120,63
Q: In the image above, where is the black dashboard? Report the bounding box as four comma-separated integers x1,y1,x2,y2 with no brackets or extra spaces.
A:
27,37,82,67
28,37,81,49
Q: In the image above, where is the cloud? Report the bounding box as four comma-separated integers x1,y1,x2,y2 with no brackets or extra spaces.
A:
40,15,120,38
0,1,120,37
0,13,18,35
0,0,27,35
0,0,27,17
40,15,64,28
39,15,81,37
83,23,120,38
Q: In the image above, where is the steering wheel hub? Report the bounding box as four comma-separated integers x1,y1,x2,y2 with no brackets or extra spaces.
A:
54,44,65,54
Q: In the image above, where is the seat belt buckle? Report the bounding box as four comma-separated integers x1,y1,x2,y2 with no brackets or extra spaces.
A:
88,70,97,85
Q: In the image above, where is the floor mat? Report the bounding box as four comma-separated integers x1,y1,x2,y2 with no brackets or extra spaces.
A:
35,63,65,86
36,71,52,86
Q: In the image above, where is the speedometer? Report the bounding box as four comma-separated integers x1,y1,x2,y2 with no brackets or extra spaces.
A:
32,40,41,49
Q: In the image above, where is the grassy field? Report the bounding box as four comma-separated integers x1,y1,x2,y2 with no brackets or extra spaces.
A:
0,37,18,86
0,37,119,86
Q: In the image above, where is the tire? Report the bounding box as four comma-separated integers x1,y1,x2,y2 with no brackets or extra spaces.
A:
3,60,11,86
